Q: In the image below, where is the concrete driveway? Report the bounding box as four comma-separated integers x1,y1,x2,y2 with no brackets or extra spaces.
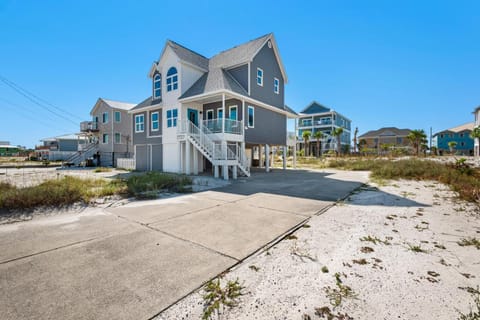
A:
0,169,368,320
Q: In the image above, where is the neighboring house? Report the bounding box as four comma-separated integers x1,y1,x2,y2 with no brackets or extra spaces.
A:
358,127,412,153
129,33,296,179
297,102,351,154
36,134,88,160
80,98,136,166
432,123,474,156
474,106,480,157
0,142,23,156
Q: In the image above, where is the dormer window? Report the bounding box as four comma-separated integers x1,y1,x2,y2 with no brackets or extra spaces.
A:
166,67,178,92
256,68,263,86
153,74,161,99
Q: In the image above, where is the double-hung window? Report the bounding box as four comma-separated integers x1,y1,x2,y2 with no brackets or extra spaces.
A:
151,112,159,131
114,111,121,123
114,133,121,144
247,106,255,128
256,68,263,86
167,109,178,127
153,74,162,98
102,133,109,144
135,114,145,132
273,78,279,94
102,112,109,123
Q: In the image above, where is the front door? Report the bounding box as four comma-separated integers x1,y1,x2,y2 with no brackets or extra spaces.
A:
187,109,198,126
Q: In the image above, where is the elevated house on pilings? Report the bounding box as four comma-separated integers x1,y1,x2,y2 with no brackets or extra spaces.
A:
129,33,297,179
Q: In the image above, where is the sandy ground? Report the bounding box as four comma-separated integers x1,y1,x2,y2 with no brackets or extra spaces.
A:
159,179,480,320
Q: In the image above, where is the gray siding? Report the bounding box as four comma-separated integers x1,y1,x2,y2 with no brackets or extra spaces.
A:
228,64,248,92
250,43,284,109
245,104,287,145
203,99,243,121
58,140,79,152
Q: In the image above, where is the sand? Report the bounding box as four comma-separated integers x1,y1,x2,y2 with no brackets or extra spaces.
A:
159,179,480,320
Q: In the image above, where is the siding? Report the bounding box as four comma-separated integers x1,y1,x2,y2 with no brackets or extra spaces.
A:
244,104,287,145
250,43,284,109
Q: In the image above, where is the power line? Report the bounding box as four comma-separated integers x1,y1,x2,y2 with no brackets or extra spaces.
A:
0,75,83,125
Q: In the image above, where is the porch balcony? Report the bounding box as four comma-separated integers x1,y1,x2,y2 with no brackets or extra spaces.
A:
178,118,244,142
80,121,99,132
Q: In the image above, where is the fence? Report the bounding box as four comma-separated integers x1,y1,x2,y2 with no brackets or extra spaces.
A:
117,158,135,170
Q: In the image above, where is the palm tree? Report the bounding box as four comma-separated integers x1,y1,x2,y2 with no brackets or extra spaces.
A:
470,127,480,157
313,131,324,157
448,141,457,154
302,130,312,157
332,127,344,156
351,127,358,154
407,129,427,156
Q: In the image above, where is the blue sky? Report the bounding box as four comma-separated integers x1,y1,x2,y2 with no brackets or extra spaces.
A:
1,0,479,148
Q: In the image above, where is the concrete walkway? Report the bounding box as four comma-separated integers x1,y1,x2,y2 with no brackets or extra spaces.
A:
0,169,368,320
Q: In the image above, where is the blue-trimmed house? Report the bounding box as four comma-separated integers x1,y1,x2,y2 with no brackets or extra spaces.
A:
432,123,474,155
297,102,351,154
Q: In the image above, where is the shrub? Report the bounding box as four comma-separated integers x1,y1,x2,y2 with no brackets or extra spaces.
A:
126,172,192,198
0,177,125,210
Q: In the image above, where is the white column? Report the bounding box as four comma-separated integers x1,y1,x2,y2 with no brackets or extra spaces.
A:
242,99,245,137
283,145,287,170
193,148,198,175
214,165,219,178
179,142,183,173
265,144,270,173
185,140,191,175
222,93,225,134
259,145,264,168
223,165,229,180
294,119,297,169
232,165,237,179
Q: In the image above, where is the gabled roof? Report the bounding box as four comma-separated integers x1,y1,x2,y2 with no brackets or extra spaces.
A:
283,104,298,116
152,33,287,102
180,69,248,99
130,96,162,112
359,127,412,139
90,98,136,115
299,101,331,114
433,122,474,136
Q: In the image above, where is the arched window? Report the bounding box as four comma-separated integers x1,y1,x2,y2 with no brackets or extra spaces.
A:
153,74,161,99
166,67,178,92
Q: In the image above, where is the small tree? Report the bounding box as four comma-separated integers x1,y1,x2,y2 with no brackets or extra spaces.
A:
302,130,312,157
332,127,344,156
471,127,480,157
407,129,427,156
448,141,457,154
314,131,324,157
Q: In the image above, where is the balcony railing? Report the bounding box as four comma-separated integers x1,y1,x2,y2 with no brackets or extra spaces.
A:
80,121,99,132
202,118,243,135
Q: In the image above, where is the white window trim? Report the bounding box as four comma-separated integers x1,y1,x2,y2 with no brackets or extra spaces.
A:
273,77,279,94
135,114,145,133
114,132,121,144
206,109,214,120
166,67,178,92
166,108,178,128
102,112,109,124
114,111,121,123
217,108,223,118
151,112,159,132
257,68,263,87
229,105,238,120
247,106,255,128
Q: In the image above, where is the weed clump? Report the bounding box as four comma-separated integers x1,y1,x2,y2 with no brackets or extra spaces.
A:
126,172,192,198
202,278,244,320
458,238,480,250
